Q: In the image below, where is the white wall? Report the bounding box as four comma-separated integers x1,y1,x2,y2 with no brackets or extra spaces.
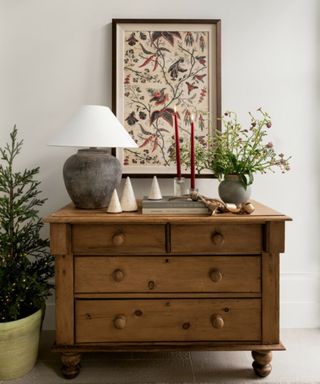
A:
1,0,319,329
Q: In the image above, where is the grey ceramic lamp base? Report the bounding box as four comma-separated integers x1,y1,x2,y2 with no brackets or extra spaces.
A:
63,149,121,209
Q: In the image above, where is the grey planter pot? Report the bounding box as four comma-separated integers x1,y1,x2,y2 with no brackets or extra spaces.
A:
218,175,251,205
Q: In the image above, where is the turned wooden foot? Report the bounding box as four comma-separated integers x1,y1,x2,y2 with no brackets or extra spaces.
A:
61,353,81,379
252,351,272,377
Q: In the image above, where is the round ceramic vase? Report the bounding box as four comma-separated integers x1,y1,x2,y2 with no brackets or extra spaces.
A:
218,175,251,205
63,149,122,209
0,309,42,380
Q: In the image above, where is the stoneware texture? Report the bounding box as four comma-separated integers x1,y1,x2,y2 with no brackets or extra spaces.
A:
218,175,251,205
0,309,41,380
63,149,121,209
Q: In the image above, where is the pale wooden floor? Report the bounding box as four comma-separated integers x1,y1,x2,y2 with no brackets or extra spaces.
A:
2,329,320,384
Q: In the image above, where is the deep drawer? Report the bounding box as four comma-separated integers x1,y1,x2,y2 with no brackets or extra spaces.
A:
72,224,166,255
74,256,261,293
75,298,261,343
171,224,263,254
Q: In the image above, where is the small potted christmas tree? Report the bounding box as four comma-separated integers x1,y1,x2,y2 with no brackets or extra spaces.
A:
0,126,54,380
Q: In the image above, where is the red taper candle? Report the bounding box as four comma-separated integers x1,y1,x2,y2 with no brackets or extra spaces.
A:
173,105,181,179
190,115,195,190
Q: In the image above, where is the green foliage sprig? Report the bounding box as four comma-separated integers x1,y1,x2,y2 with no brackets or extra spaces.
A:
176,109,291,187
0,126,54,322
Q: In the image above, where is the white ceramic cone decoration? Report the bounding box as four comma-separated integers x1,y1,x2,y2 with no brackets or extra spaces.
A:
120,177,138,212
148,176,162,200
107,189,122,213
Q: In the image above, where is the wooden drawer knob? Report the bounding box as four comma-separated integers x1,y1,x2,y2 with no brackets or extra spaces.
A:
211,314,224,329
112,269,125,282
210,268,222,283
212,232,224,246
182,322,191,330
113,315,127,329
148,280,155,290
112,233,125,246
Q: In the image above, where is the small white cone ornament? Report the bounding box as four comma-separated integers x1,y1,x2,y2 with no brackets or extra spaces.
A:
120,177,138,212
148,176,162,200
107,189,122,213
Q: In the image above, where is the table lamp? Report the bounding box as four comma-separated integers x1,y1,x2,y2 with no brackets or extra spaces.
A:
49,105,137,209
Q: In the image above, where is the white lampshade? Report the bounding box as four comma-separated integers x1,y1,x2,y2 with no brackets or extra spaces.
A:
49,105,137,148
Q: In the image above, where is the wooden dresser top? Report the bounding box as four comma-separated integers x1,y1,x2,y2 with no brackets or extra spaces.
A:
45,200,291,224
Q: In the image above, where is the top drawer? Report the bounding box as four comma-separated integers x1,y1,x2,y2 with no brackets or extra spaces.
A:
72,224,166,255
171,224,262,254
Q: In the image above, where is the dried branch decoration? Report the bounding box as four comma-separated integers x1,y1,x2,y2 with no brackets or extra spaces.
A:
170,192,255,216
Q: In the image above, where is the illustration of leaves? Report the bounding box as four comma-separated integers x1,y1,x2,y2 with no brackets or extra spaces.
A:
139,54,156,68
165,107,175,115
123,30,209,168
194,74,206,83
195,56,206,66
152,57,159,72
139,124,152,136
186,82,198,95
150,108,174,126
139,43,153,55
171,32,182,39
162,32,174,46
151,31,181,46
139,135,154,148
150,110,161,125
152,137,159,152
159,47,170,53
151,32,162,43
161,109,174,126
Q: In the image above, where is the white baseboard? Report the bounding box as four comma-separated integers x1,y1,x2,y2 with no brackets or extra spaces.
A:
42,272,320,330
280,301,320,328
280,271,320,328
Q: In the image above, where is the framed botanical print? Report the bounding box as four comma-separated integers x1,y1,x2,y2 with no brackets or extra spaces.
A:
112,19,221,177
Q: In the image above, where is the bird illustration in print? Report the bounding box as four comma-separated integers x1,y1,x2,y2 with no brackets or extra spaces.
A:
186,82,198,95
168,58,187,80
149,88,168,105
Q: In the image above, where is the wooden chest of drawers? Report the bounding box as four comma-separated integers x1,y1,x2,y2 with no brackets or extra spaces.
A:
45,201,290,379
